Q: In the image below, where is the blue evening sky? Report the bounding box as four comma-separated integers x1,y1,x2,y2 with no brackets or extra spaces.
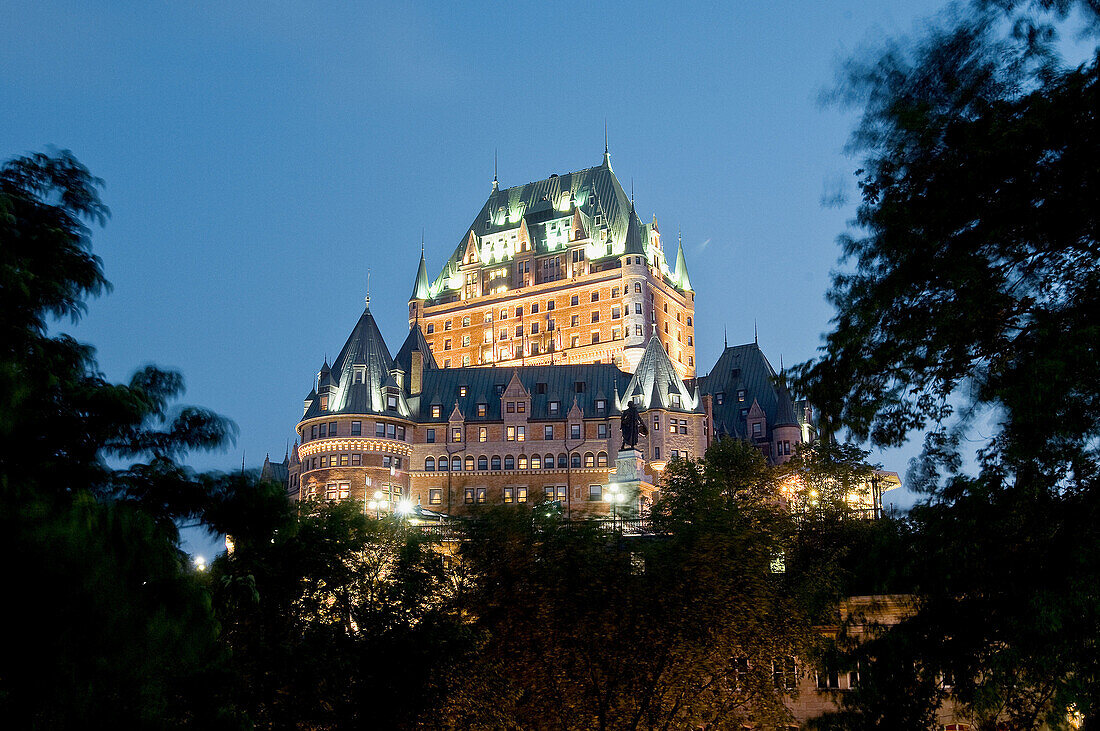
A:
4,1,949,557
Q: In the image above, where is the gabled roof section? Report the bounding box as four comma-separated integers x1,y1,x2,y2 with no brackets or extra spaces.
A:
697,343,798,438
394,322,438,374
429,159,642,295
302,307,410,419
410,251,430,300
623,335,698,413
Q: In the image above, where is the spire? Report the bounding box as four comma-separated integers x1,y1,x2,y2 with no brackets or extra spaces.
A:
603,121,612,170
674,229,692,291
724,326,728,349
410,246,430,301
754,320,759,345
492,149,499,192
630,177,634,206
623,199,646,255
365,268,371,309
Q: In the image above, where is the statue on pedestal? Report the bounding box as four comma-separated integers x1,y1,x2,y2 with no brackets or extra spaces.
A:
619,401,649,451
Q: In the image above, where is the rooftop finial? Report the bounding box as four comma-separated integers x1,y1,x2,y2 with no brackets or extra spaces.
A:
492,149,499,192
421,228,425,255
754,319,758,345
603,121,612,170
724,326,728,349
365,268,371,309
630,177,634,206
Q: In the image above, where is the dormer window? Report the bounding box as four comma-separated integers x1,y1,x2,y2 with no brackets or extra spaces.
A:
459,386,467,397
716,392,725,405
354,366,365,384
386,394,398,410
431,405,441,418
671,393,682,408
737,389,746,402
595,399,607,413
548,400,560,415
320,395,329,411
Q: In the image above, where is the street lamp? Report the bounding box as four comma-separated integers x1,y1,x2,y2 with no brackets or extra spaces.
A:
373,490,384,519
607,483,621,523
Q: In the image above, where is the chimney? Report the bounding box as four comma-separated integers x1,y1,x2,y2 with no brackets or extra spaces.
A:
411,351,423,395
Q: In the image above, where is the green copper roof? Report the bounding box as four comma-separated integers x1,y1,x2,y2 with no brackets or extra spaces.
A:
410,251,430,300
674,238,692,291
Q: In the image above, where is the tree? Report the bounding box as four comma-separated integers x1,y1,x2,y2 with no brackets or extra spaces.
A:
796,2,1100,727
781,441,877,518
0,150,242,727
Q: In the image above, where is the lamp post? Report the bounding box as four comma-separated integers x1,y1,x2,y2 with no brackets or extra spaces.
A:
373,490,384,519
607,483,621,527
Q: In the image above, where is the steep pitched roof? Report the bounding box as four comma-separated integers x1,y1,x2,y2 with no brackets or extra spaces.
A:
394,322,438,374
410,251,430,300
428,158,654,295
696,343,798,438
674,237,692,291
302,307,410,418
409,364,630,423
623,334,699,413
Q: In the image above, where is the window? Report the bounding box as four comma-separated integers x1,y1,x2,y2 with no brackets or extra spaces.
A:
351,453,361,466
597,424,608,438
320,395,329,411
484,311,493,323
507,426,516,441
738,389,746,402
340,454,349,466
612,307,621,319
518,455,528,469
548,400,560,415
429,488,442,505
425,457,435,471
571,335,579,348
612,287,620,298
515,325,523,338
558,453,568,468
591,311,599,323
516,487,527,503
464,487,475,504
444,358,450,367
597,452,608,467
634,282,642,293
653,415,660,430
462,316,470,327
671,393,681,408
319,423,328,438
571,453,582,468
517,401,526,414
438,456,449,471
459,386,468,397
452,427,463,443
431,405,441,418
516,426,525,441
386,423,396,438
444,339,451,350
536,382,547,394
545,486,555,500
753,422,762,437
452,456,461,471
462,355,471,366
531,454,542,469
584,452,595,467
817,663,841,690
351,420,361,435
491,455,501,470
546,300,554,310
426,428,436,443
571,295,579,306
654,446,660,459
478,455,488,470
530,322,539,334
589,484,602,501
426,323,434,334
387,394,398,410
503,486,514,503
504,455,515,470
544,425,554,440
571,314,579,327
715,392,725,405
476,487,487,503
591,332,600,344
591,291,599,302
311,425,318,439
383,455,392,468
595,399,606,412
570,424,581,439
515,306,523,317
500,308,508,319
773,658,798,692
477,403,487,417
531,302,539,314
479,426,487,442
320,455,328,468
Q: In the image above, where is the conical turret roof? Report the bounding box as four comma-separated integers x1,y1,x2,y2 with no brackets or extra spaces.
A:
674,237,692,291
624,333,697,412
395,321,438,374
410,250,430,300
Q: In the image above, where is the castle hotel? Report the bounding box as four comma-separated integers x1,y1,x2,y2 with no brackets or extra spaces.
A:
286,149,835,516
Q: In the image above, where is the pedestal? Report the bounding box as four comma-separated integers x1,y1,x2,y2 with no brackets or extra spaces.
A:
608,449,653,517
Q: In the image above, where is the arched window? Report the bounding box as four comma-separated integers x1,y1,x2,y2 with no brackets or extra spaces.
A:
597,451,608,467
558,453,568,468
425,457,435,471
452,456,461,472
465,456,474,471
518,454,528,469
478,455,488,470
504,455,515,470
531,454,541,469
571,453,581,468
584,452,595,467
491,455,501,470
439,456,449,471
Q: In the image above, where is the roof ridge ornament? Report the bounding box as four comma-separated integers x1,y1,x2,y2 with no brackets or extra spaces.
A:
492,149,499,192
365,268,371,309
603,121,612,171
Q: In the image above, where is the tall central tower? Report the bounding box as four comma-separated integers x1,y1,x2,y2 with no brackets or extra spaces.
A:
408,150,696,379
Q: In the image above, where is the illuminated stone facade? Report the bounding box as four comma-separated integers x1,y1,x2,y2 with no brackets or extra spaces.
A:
286,154,826,517
409,151,697,380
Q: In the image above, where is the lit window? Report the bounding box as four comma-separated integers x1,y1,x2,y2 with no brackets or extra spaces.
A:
516,426,525,441
479,426,487,442
507,426,516,441
429,488,442,505
459,386,468,397
548,401,560,415
516,486,527,503
444,339,452,350
462,316,470,327
503,487,514,503
518,455,528,469
432,405,441,418
452,428,463,443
